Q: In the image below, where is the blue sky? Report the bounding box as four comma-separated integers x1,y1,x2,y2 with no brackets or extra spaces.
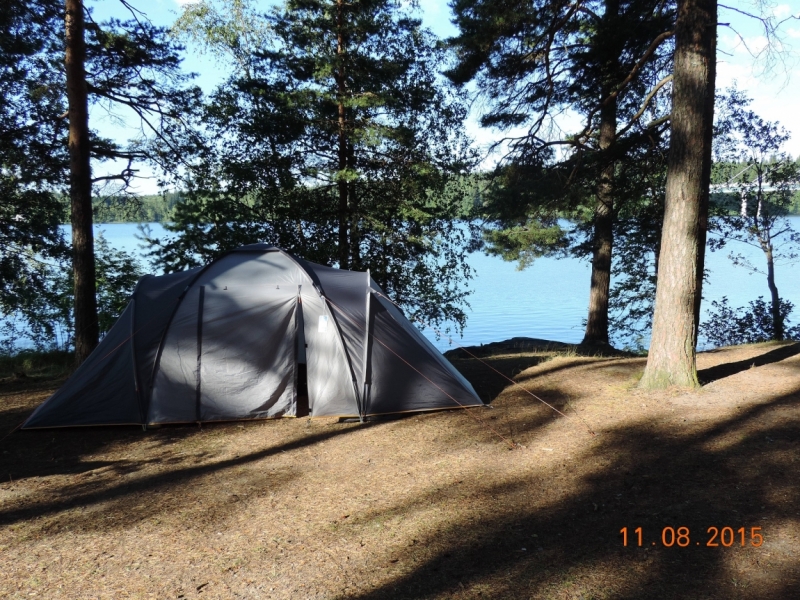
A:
87,0,800,194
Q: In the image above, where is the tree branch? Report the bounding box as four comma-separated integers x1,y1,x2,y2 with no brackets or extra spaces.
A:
602,30,674,108
617,74,673,136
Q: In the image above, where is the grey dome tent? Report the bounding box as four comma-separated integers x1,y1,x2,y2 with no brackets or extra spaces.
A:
23,245,482,429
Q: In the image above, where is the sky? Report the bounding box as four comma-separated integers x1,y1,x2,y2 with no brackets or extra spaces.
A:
87,0,800,195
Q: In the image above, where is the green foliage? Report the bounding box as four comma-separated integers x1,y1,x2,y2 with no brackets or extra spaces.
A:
150,0,477,331
448,0,674,132
483,223,568,270
81,8,204,187
93,236,145,335
0,0,66,188
700,297,800,348
2,0,201,357
0,235,144,353
606,190,666,348
449,0,674,347
475,158,575,266
602,139,669,347
708,90,800,340
792,189,800,215
0,251,70,354
91,192,184,223
0,0,71,334
0,350,73,378
172,0,272,77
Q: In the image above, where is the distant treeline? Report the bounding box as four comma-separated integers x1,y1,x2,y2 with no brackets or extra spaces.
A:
76,191,185,223
79,186,483,224
711,158,800,215
65,167,800,226
710,190,800,215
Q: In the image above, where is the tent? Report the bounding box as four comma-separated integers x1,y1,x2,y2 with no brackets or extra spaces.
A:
23,245,482,428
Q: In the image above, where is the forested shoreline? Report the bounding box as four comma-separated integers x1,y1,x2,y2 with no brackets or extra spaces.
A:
3,0,800,387
85,171,800,225
4,2,800,595
88,191,185,224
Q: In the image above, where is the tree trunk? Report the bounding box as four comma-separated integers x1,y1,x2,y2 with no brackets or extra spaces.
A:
348,142,360,270
692,166,710,349
639,0,716,389
581,0,619,349
65,0,98,364
336,0,349,269
582,98,616,347
765,246,784,340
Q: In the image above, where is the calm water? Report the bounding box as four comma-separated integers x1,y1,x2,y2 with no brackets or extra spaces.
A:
83,220,800,351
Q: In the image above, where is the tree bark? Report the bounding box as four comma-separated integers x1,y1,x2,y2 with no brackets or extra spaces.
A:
582,97,616,347
336,0,349,269
65,0,98,364
765,246,784,340
640,0,716,389
581,0,619,349
348,143,360,270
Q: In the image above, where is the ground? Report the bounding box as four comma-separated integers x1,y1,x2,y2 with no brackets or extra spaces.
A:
0,341,798,599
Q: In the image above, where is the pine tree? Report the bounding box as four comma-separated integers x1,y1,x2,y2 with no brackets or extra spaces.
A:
448,0,675,348
639,0,717,388
65,0,97,363
2,0,200,359
707,91,800,343
155,0,476,329
1,0,70,349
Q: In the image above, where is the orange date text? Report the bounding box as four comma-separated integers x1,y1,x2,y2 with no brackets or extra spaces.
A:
619,526,763,547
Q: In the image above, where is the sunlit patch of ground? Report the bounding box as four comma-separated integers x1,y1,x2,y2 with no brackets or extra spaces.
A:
1,341,798,598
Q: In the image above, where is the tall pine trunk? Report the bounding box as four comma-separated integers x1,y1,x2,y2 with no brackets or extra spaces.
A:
337,97,349,269
348,142,360,270
581,0,619,349
336,0,349,269
640,0,716,389
65,0,98,364
582,98,616,347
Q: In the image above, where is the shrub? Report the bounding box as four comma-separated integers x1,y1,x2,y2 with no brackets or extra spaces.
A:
700,296,800,348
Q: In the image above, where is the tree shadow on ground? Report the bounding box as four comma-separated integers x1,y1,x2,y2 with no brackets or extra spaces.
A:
0,375,165,481
698,342,800,384
0,420,378,534
342,381,800,599
445,337,636,405
4,344,799,598
510,356,643,391
449,355,552,403
0,370,384,532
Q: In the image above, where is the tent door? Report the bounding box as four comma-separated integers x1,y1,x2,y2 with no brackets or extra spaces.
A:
197,285,298,420
295,292,309,417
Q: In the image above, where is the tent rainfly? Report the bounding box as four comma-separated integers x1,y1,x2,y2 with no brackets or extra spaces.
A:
23,245,482,428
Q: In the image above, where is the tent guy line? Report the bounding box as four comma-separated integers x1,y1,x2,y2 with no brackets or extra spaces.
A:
373,291,597,437
325,296,518,450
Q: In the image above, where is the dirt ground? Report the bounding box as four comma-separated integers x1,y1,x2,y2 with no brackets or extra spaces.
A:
1,341,798,599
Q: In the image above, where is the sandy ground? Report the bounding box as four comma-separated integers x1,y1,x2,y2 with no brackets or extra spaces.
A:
0,341,798,599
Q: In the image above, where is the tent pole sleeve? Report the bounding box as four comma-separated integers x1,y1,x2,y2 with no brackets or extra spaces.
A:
294,286,301,416
360,271,372,418
129,296,144,425
195,286,205,423
322,296,363,419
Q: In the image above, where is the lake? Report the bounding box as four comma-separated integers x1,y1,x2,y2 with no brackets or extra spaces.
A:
89,220,800,352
